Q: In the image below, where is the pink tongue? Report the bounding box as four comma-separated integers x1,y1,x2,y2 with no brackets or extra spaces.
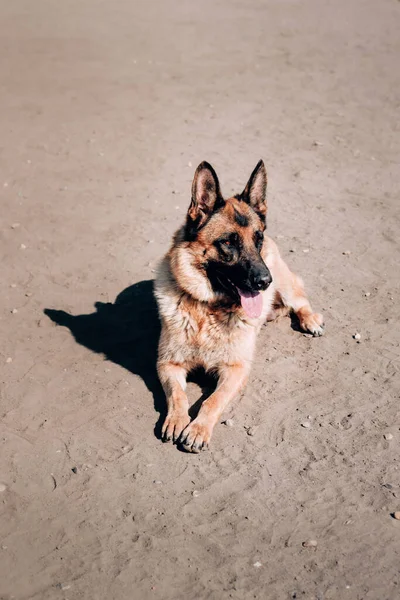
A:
237,288,263,319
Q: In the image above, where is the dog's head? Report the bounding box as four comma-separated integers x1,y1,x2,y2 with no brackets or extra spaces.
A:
177,160,272,318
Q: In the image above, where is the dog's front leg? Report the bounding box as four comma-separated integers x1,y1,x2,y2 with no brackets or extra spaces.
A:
272,253,324,336
158,362,191,443
279,270,325,336
180,363,249,453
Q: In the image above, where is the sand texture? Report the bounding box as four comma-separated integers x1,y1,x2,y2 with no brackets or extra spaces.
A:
1,1,399,599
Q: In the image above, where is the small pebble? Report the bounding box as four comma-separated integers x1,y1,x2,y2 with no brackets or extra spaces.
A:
312,141,323,147
223,419,234,427
301,421,311,428
188,161,192,167
71,467,78,474
246,427,256,436
10,283,17,288
20,243,26,250
353,333,361,341
365,292,371,297
154,480,163,485
25,292,32,297
11,223,20,229
0,483,7,493
192,490,200,497
6,357,12,364
302,248,310,253
384,433,393,441
302,539,318,548
253,561,262,568
393,512,400,520
343,250,351,255
11,308,18,314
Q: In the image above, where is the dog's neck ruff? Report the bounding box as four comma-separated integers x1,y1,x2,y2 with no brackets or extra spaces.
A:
170,245,221,304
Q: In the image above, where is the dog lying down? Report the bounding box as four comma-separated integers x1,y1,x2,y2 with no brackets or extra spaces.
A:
155,160,324,452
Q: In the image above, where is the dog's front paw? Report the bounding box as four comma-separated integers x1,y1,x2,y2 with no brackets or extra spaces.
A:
162,411,191,443
179,419,213,453
300,312,325,337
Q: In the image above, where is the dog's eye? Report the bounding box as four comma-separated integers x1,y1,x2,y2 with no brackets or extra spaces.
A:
216,233,239,254
255,231,264,249
221,233,238,247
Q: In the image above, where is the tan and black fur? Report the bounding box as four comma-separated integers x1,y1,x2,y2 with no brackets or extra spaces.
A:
155,160,324,453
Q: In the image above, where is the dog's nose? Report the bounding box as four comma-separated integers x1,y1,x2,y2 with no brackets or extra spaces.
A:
253,271,272,291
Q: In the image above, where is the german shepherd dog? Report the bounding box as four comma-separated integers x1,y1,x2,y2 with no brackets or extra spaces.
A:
155,160,324,453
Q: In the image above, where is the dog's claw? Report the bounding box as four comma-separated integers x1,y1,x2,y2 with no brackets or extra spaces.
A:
161,412,191,444
179,420,212,453
313,324,325,337
300,312,325,337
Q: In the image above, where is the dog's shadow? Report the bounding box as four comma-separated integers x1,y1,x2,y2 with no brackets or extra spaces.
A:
44,280,215,440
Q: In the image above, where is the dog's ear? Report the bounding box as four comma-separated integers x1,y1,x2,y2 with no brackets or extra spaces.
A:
187,162,224,229
240,160,267,221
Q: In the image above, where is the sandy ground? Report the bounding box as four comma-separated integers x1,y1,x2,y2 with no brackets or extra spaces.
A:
1,0,400,598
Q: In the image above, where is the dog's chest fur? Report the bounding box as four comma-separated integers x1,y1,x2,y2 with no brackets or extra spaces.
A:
155,258,276,370
158,295,256,368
